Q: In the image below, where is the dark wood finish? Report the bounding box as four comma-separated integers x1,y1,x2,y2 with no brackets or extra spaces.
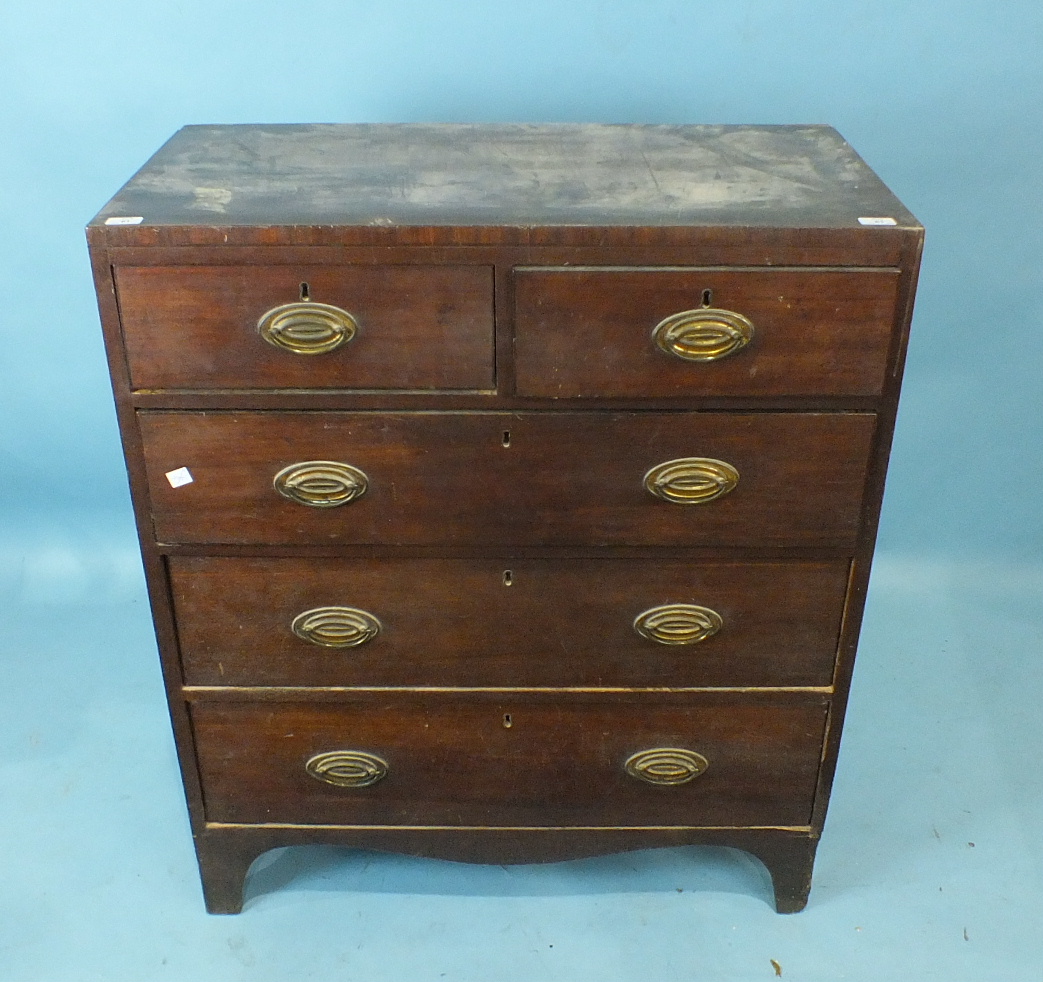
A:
810,230,925,832
101,225,910,265
740,831,820,913
193,825,819,914
86,124,923,915
139,410,875,548
514,268,900,398
130,389,886,413
191,693,827,827
171,556,849,687
107,234,906,268
116,264,494,391
193,832,265,915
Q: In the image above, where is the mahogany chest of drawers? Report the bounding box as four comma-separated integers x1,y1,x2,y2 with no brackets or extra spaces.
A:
88,124,922,913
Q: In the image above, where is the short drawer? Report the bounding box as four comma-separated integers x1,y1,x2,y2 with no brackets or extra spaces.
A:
172,557,849,688
140,410,875,548
513,267,900,398
114,264,494,390
191,693,828,827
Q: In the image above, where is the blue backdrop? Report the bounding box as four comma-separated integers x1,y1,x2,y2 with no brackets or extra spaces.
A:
1,3,1040,980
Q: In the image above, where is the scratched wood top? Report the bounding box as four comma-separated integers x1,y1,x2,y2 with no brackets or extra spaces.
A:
89,124,919,230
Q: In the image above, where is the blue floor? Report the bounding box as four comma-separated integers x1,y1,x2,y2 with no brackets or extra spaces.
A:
1,511,1039,981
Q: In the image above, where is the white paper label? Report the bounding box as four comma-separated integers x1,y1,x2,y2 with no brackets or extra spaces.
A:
104,216,144,225
858,216,897,226
165,467,194,488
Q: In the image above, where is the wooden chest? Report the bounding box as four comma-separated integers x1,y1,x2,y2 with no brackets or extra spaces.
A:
87,124,922,913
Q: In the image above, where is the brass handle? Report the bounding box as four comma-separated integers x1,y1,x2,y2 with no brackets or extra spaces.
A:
292,606,381,647
306,751,388,788
653,308,754,362
634,604,723,645
273,460,368,508
643,457,739,504
625,748,709,786
258,301,359,354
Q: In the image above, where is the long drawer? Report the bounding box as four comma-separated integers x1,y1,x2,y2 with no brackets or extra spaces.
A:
171,556,849,688
513,267,900,398
115,264,495,390
140,411,875,548
191,694,828,827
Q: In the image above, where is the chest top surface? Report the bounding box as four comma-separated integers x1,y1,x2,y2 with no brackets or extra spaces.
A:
89,123,919,231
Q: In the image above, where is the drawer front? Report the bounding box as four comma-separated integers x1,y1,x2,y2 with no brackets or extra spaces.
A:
191,695,828,827
141,411,874,548
115,264,494,390
172,557,849,687
514,268,900,398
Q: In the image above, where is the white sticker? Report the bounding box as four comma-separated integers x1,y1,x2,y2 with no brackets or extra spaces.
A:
858,216,897,226
165,467,194,488
104,216,144,225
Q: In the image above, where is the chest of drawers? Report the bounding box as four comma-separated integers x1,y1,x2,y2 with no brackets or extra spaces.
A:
88,124,922,913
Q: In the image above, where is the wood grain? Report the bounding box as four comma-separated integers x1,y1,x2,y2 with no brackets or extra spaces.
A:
85,124,923,913
191,693,828,827
170,556,849,688
140,410,876,548
116,264,494,391
514,267,900,398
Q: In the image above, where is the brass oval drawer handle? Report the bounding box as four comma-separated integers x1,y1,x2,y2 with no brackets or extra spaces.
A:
643,457,739,504
306,750,388,788
292,606,381,647
633,604,723,645
273,460,368,508
653,307,754,362
258,301,359,354
625,748,709,786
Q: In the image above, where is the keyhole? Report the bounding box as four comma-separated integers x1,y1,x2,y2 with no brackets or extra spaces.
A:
503,570,513,586
502,713,513,728
701,288,713,307
502,430,511,448
299,281,311,301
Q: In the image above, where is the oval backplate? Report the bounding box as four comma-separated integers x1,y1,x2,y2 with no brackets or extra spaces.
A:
291,606,382,647
633,604,723,645
643,457,739,504
258,301,358,355
624,748,709,786
273,460,369,508
305,750,388,788
653,307,754,362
